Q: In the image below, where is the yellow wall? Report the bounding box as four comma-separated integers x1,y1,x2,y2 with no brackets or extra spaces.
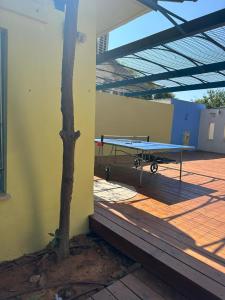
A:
96,92,173,143
0,0,96,261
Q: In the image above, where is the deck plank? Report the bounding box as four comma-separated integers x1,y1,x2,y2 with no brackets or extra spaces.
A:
95,204,225,282
107,280,141,300
90,268,188,300
95,202,224,266
93,151,225,299
91,288,117,300
121,273,164,300
90,212,225,299
132,268,187,300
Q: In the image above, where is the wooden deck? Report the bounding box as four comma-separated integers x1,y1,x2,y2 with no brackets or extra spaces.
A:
88,267,187,300
91,151,225,300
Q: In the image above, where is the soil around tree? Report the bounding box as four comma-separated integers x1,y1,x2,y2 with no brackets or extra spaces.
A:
0,233,135,300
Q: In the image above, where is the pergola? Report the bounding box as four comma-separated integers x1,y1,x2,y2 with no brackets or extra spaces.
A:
96,6,225,98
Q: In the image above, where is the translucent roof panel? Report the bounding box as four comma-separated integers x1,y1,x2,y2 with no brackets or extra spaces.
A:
96,10,225,98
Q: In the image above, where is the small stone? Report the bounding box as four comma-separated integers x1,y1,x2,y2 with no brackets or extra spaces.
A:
38,273,47,288
127,262,141,273
111,269,126,279
29,274,41,284
70,248,82,256
58,287,76,299
96,248,104,256
102,244,112,255
101,255,108,260
121,265,127,272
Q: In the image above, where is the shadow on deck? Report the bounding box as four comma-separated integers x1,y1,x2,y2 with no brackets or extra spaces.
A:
90,152,225,300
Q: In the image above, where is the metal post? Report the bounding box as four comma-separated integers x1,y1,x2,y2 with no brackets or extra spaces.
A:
100,135,104,163
101,141,104,165
114,145,117,164
180,151,183,181
139,150,144,186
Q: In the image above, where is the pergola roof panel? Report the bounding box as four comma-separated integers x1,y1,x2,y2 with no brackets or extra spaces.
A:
206,26,225,46
195,71,225,83
166,31,225,64
154,79,180,87
96,9,225,97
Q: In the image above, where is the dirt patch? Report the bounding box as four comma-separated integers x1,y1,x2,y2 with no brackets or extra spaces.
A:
0,233,135,300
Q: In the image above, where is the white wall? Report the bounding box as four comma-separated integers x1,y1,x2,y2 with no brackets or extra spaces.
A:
198,108,225,154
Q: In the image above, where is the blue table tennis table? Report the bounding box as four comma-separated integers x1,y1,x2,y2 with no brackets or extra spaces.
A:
95,135,195,185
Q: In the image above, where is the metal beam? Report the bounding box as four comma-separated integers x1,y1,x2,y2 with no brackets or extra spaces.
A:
137,0,187,26
97,9,225,65
123,81,225,97
159,0,197,2
97,61,225,91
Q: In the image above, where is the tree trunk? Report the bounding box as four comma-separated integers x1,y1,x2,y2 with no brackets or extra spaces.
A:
58,0,80,260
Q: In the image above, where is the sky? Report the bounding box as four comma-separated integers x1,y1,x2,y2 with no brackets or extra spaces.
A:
108,0,225,101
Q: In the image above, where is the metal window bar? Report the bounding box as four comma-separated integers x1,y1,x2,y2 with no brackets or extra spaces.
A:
0,29,7,193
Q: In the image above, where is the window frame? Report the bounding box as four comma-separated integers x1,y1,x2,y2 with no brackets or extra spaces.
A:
0,28,7,193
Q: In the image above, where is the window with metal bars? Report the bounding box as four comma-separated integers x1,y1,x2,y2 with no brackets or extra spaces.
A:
0,29,7,193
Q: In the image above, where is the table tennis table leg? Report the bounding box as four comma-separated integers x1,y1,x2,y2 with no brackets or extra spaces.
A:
114,145,117,164
180,151,183,181
139,150,144,186
101,143,104,164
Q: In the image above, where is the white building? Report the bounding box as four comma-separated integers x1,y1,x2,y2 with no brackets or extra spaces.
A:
198,108,225,154
97,34,109,54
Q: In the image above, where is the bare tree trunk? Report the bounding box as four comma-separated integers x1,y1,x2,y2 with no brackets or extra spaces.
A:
58,0,80,260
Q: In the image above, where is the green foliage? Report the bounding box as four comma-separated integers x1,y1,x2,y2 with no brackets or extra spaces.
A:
195,89,225,108
153,92,175,99
140,95,153,100
48,229,60,249
27,295,43,300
